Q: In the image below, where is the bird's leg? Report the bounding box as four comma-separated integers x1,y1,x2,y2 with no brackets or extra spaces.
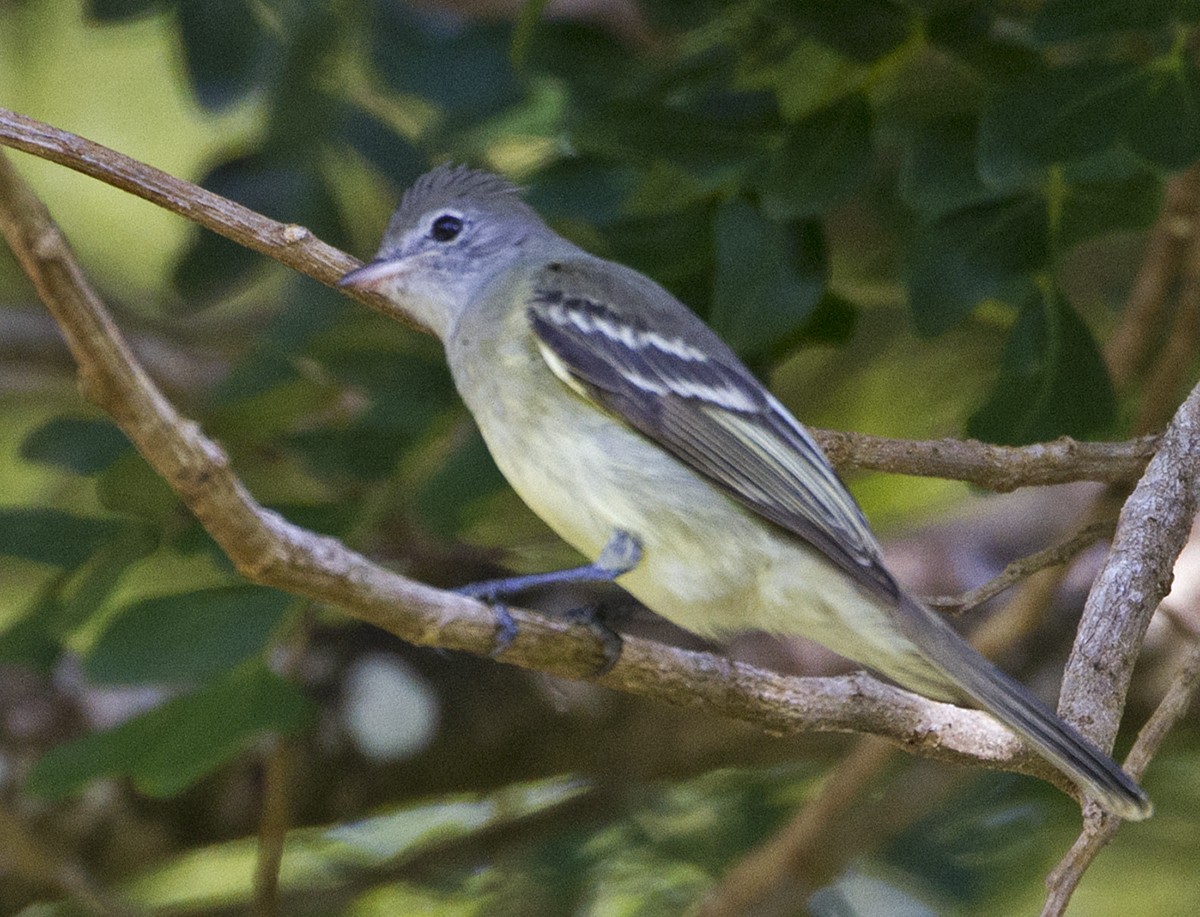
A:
458,530,642,599
456,530,642,666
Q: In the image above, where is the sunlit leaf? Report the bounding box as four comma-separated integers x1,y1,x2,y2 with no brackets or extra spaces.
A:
85,0,165,22
0,524,160,667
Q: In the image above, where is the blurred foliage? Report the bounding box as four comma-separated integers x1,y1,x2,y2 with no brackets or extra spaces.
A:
1,0,1198,913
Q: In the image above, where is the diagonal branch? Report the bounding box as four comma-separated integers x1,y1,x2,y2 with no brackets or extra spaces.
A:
1059,381,1200,747
1034,383,1200,910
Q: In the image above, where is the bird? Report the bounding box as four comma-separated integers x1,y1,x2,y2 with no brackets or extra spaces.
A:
338,162,1151,820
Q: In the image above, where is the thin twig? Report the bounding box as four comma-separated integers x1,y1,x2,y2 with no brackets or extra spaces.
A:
926,519,1116,616
1034,383,1200,906
703,518,1118,915
252,740,290,917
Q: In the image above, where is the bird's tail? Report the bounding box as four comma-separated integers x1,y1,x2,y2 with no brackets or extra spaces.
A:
892,592,1151,820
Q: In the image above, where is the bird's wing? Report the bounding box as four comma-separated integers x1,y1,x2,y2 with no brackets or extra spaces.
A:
526,258,899,602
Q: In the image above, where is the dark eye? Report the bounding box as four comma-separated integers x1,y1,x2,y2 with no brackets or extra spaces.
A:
430,214,464,242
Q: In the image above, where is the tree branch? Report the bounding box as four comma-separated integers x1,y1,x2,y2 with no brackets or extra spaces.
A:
1059,381,1200,747
0,106,1160,490
815,429,1157,491
1030,383,1200,908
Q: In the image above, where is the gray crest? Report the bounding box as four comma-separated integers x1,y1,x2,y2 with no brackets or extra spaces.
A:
391,163,537,229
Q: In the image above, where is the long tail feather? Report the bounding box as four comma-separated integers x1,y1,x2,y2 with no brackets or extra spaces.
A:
893,593,1151,820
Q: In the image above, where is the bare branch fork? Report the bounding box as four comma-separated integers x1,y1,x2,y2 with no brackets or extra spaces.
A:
0,109,1191,801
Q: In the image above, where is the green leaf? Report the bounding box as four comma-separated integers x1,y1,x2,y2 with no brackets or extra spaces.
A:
1031,0,1200,42
260,8,341,154
925,8,1045,82
572,96,772,181
711,199,826,358
757,93,873,220
977,59,1200,182
286,345,456,481
338,106,426,188
738,290,857,366
20,417,130,475
177,0,267,111
211,279,349,406
605,200,717,313
905,196,1047,336
1127,63,1200,169
899,117,1002,219
372,6,523,125
286,426,413,482
0,509,124,568
85,585,293,685
56,524,161,634
95,452,180,523
791,291,856,347
529,22,642,101
528,158,639,226
85,0,165,22
0,524,159,667
173,155,349,304
511,0,552,71
27,663,312,799
0,596,62,671
967,288,1116,445
979,63,1144,183
773,0,913,63
1058,168,1163,249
